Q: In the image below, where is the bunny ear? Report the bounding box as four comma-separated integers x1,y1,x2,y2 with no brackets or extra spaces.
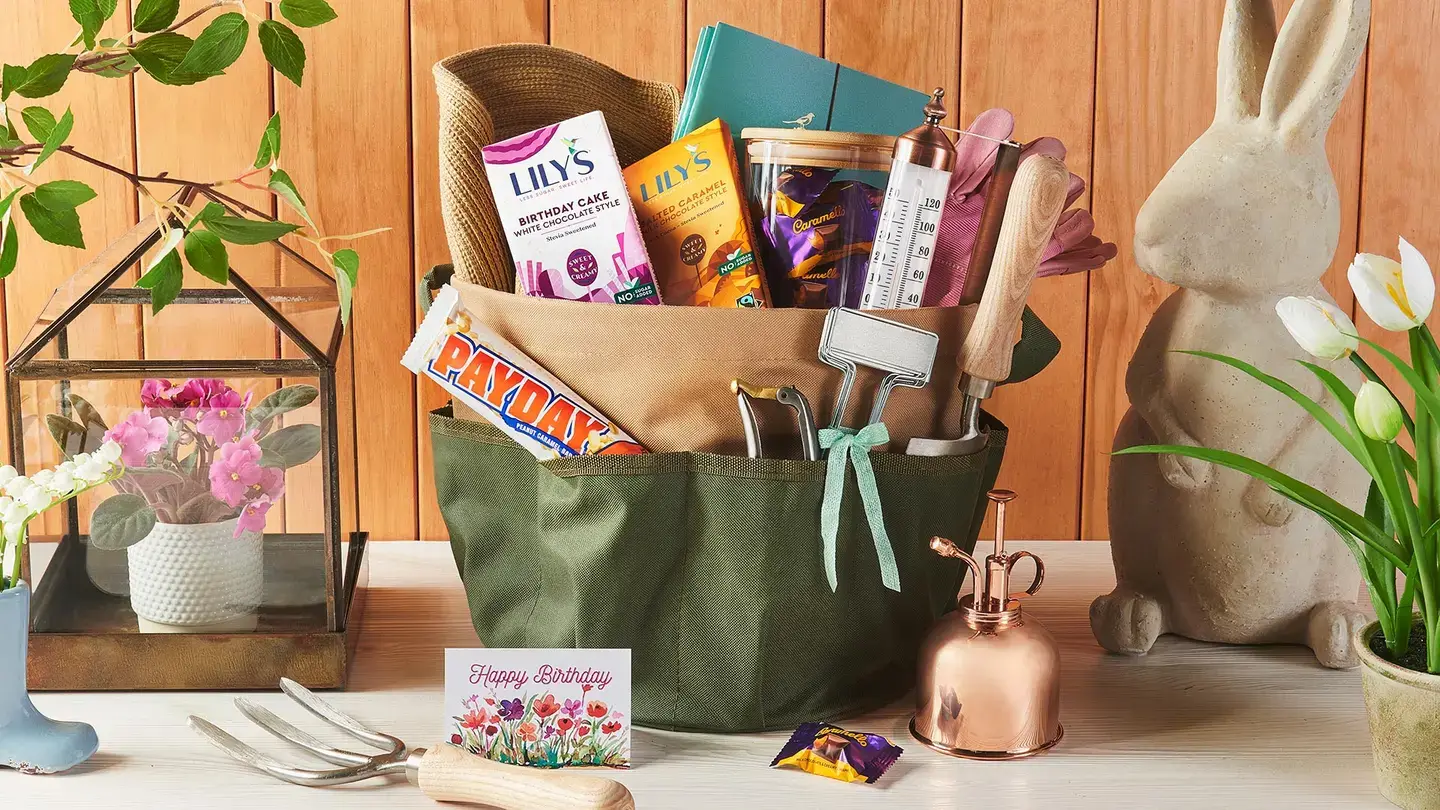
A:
1259,0,1370,148
1216,0,1278,123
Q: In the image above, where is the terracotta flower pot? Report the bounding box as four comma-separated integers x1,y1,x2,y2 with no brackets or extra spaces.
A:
1355,620,1440,810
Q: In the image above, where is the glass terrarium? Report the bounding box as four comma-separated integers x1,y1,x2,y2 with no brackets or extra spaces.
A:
6,197,365,690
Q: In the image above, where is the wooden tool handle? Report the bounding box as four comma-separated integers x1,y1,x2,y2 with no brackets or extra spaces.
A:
417,744,635,810
960,154,1070,384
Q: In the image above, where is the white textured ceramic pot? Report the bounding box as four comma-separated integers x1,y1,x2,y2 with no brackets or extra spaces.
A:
1355,621,1440,810
127,518,263,631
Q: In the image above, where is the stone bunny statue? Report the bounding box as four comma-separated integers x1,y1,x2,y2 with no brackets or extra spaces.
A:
1092,0,1372,669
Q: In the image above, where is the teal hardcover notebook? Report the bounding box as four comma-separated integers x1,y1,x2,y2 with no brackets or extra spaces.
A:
674,23,929,143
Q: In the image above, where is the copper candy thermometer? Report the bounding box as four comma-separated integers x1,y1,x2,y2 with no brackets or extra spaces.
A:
911,489,1063,760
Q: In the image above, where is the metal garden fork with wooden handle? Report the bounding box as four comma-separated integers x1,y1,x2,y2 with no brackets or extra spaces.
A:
188,678,635,810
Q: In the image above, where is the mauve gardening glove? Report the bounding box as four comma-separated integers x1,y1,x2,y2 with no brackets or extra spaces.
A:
921,110,1118,308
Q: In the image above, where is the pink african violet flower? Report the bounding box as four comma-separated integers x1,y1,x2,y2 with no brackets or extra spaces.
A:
235,497,273,535
140,379,184,409
196,388,248,441
103,412,169,466
171,379,237,420
210,452,264,507
249,467,285,503
219,432,263,465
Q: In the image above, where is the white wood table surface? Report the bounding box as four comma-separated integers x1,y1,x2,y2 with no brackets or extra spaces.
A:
13,540,1390,809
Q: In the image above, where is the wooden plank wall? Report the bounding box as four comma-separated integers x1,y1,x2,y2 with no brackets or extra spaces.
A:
1,0,1424,540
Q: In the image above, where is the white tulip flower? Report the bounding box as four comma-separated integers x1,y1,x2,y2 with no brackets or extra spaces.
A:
71,453,90,467
0,496,14,514
57,460,76,474
1356,381,1405,443
1349,238,1436,331
1276,296,1359,360
30,469,53,488
0,466,16,487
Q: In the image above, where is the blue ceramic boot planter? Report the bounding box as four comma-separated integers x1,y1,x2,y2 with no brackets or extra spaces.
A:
0,582,98,774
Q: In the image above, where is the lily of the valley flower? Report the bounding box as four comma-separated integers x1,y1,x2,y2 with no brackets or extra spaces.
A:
1276,296,1359,360
1349,238,1435,332
1356,381,1405,443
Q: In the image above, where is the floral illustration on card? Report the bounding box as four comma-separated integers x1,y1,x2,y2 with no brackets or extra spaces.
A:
449,683,629,768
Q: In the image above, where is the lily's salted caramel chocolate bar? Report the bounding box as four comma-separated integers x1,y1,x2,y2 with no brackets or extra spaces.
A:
624,119,769,308
402,286,646,459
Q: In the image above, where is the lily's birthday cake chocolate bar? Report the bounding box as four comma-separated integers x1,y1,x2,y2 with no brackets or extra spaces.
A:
482,111,661,305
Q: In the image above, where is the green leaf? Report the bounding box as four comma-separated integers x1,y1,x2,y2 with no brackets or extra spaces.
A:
187,200,225,228
130,32,216,86
20,106,56,141
201,215,300,245
0,110,19,148
32,179,97,210
70,0,106,49
258,20,306,86
1113,443,1410,569
67,391,110,448
267,168,312,227
133,0,180,33
332,248,358,326
12,54,76,99
90,494,158,551
247,384,318,433
0,189,18,279
19,192,85,248
1,64,27,101
29,106,74,172
278,0,337,27
253,111,281,169
258,423,321,468
1178,350,1369,472
46,414,87,457
175,12,248,75
135,247,182,313
183,227,229,284
0,213,16,279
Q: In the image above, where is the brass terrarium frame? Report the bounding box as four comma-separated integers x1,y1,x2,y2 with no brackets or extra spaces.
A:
5,188,367,690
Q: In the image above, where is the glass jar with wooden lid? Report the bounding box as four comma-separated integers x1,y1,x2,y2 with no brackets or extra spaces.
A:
742,128,895,309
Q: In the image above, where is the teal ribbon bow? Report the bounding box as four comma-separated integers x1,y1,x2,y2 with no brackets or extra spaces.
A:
818,423,901,594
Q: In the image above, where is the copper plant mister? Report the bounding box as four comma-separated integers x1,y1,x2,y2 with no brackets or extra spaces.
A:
911,489,1062,759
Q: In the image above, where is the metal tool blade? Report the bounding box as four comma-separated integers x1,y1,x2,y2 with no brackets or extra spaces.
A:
819,308,939,429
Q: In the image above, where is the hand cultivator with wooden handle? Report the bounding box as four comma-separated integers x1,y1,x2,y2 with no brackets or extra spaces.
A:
188,678,635,810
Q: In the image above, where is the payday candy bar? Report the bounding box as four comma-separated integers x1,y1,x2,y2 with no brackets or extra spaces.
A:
402,285,645,459
770,722,902,785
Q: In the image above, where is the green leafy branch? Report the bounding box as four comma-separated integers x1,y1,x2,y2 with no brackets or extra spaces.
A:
0,0,375,323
